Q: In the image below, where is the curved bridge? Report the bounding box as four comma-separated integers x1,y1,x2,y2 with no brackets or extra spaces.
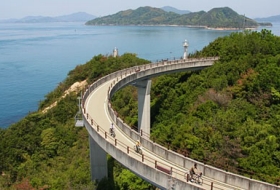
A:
81,58,278,190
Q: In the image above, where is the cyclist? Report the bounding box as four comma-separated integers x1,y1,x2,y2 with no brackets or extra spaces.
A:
110,123,114,134
135,140,141,152
190,163,202,182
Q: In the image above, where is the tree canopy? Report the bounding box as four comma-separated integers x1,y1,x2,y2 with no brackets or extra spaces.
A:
86,6,260,28
0,53,152,189
1,29,280,189
112,29,280,184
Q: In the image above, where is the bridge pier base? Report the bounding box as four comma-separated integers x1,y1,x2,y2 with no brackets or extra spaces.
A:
135,79,151,137
89,135,107,181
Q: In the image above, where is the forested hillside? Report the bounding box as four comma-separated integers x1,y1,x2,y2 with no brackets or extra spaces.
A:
1,29,280,189
112,29,280,184
86,6,259,29
0,54,153,189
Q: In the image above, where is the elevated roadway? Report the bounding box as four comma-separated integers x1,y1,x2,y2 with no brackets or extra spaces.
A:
81,58,278,190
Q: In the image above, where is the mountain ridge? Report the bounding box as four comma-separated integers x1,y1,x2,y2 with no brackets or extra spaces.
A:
85,6,261,29
0,12,96,23
160,6,191,15
255,15,280,22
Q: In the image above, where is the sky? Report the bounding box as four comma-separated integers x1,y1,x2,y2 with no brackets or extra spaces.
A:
1,0,279,20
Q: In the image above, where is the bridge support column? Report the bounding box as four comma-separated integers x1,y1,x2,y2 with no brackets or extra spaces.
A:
89,135,107,181
136,79,151,136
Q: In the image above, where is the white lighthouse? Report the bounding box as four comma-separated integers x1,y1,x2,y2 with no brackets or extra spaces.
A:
113,47,118,57
183,39,189,59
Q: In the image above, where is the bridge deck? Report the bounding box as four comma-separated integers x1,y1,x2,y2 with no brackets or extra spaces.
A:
83,58,277,190
85,78,235,189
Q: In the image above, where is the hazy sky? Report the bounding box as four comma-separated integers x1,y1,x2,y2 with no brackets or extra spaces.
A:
1,0,279,20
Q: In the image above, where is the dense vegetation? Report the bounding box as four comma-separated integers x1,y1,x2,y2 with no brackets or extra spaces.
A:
86,6,259,29
112,29,280,184
1,29,280,189
0,54,152,189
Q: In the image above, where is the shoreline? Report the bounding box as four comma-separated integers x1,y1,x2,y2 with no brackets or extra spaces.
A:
186,25,258,31
87,23,260,31
206,26,258,31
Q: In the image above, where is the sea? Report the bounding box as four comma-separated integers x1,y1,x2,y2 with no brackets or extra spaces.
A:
0,22,279,128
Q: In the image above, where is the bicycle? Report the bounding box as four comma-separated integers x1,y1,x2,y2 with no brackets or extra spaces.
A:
110,128,116,138
191,173,203,184
185,172,203,185
133,145,143,155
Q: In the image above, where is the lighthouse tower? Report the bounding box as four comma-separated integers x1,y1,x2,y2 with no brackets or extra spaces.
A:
183,39,188,59
113,47,118,57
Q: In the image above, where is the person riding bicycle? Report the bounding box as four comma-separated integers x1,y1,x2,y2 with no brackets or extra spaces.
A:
190,163,202,182
110,123,114,134
136,140,141,152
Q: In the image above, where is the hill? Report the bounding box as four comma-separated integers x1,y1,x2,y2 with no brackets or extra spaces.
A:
195,7,255,28
0,53,152,189
160,6,191,15
112,29,280,185
54,12,97,22
86,6,180,26
255,14,280,22
0,12,96,23
85,6,259,29
1,29,280,188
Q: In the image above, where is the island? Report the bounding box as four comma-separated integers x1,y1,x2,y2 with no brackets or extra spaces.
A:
85,6,272,30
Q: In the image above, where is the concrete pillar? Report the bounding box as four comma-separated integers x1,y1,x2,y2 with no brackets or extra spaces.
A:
89,135,107,181
136,79,151,136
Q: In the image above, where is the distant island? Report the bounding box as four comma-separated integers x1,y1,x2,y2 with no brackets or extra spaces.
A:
0,6,276,27
161,6,191,15
0,12,96,23
86,6,272,30
255,15,280,23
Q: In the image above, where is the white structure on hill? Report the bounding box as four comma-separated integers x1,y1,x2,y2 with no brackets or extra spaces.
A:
113,47,118,57
183,39,188,59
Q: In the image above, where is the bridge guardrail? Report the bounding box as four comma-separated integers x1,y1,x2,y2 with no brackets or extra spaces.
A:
82,57,279,190
83,94,221,190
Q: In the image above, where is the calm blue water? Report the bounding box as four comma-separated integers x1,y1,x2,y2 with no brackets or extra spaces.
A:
0,22,279,128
